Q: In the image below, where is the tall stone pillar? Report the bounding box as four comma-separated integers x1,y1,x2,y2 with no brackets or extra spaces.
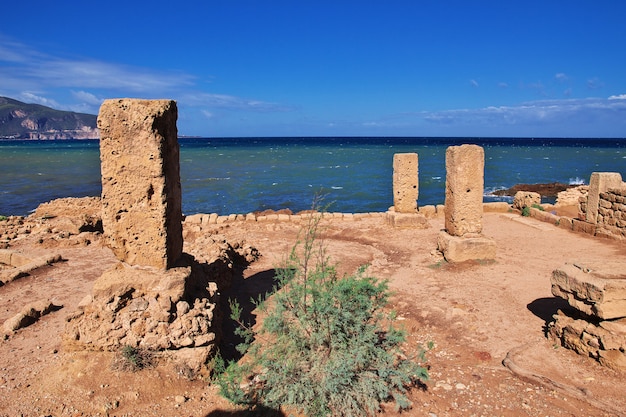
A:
386,153,429,228
437,144,495,262
444,144,484,236
97,99,183,269
393,153,419,213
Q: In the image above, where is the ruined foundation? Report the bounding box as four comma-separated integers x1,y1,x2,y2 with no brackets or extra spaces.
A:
549,261,626,370
437,145,496,262
64,99,226,373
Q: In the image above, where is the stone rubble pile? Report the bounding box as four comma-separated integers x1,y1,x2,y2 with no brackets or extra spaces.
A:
549,261,626,370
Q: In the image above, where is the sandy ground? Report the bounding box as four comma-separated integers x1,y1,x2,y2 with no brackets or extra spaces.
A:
0,207,625,417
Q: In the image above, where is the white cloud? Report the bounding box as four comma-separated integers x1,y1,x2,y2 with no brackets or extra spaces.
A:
587,77,604,89
609,94,626,100
182,92,293,112
71,90,102,105
18,92,61,108
419,97,626,127
0,36,195,94
555,72,568,82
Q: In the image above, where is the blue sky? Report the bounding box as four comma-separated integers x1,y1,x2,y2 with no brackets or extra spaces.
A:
1,1,625,137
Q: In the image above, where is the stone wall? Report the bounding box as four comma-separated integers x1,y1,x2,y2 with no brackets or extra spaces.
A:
577,178,626,241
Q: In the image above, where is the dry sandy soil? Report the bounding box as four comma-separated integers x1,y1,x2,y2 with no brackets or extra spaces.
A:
0,205,624,417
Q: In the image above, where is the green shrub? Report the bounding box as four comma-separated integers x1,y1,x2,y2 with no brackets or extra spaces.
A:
111,345,155,371
215,210,429,416
0,215,7,221
521,206,531,217
531,203,545,211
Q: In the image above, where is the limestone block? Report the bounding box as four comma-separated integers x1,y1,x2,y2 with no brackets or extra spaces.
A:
586,172,623,224
98,99,182,269
437,231,496,263
385,210,429,228
483,202,511,213
549,311,626,370
513,191,541,210
551,262,626,320
393,153,418,213
418,205,437,218
444,145,485,236
92,262,189,306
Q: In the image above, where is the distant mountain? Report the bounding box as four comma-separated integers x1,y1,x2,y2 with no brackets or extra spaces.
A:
0,96,98,139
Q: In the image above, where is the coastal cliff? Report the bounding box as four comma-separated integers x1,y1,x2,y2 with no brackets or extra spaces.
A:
0,96,98,139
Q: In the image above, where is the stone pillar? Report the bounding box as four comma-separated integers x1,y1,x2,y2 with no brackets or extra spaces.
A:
97,99,182,269
586,172,623,224
393,153,418,213
444,144,484,236
437,144,495,263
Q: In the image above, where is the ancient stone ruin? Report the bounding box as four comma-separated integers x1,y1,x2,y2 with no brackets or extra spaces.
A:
575,172,626,240
386,153,429,228
393,153,418,213
437,144,496,262
512,191,541,211
549,261,626,370
64,99,225,373
99,99,183,269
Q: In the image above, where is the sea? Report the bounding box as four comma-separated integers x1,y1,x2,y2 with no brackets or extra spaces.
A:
1,137,625,217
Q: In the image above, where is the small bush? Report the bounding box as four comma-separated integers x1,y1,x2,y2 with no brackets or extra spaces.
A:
531,203,545,211
215,206,429,416
0,215,7,221
521,206,531,217
111,345,155,372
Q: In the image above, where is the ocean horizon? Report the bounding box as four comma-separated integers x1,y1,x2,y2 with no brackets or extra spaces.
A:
1,137,625,217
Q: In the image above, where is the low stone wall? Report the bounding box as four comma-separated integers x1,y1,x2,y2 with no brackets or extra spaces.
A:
183,202,513,227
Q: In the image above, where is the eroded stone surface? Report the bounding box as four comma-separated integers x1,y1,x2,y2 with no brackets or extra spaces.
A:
437,231,496,263
98,99,182,269
549,311,626,371
393,153,418,213
513,191,541,211
64,256,225,357
586,172,623,224
551,262,626,320
444,145,484,237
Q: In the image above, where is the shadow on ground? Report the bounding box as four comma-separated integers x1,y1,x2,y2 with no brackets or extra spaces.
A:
219,268,281,362
527,297,571,332
204,405,286,417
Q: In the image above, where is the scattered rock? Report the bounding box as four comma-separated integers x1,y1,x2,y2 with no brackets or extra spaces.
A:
3,299,62,334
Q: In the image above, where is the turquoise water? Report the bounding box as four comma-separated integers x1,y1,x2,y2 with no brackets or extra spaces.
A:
1,137,624,216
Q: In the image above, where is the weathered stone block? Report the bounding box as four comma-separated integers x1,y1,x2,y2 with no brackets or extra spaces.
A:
586,172,623,224
572,219,596,235
385,210,429,228
551,262,626,320
513,191,541,210
418,205,437,218
98,99,182,269
437,231,496,263
483,202,511,212
444,145,484,236
549,311,626,371
393,153,418,213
